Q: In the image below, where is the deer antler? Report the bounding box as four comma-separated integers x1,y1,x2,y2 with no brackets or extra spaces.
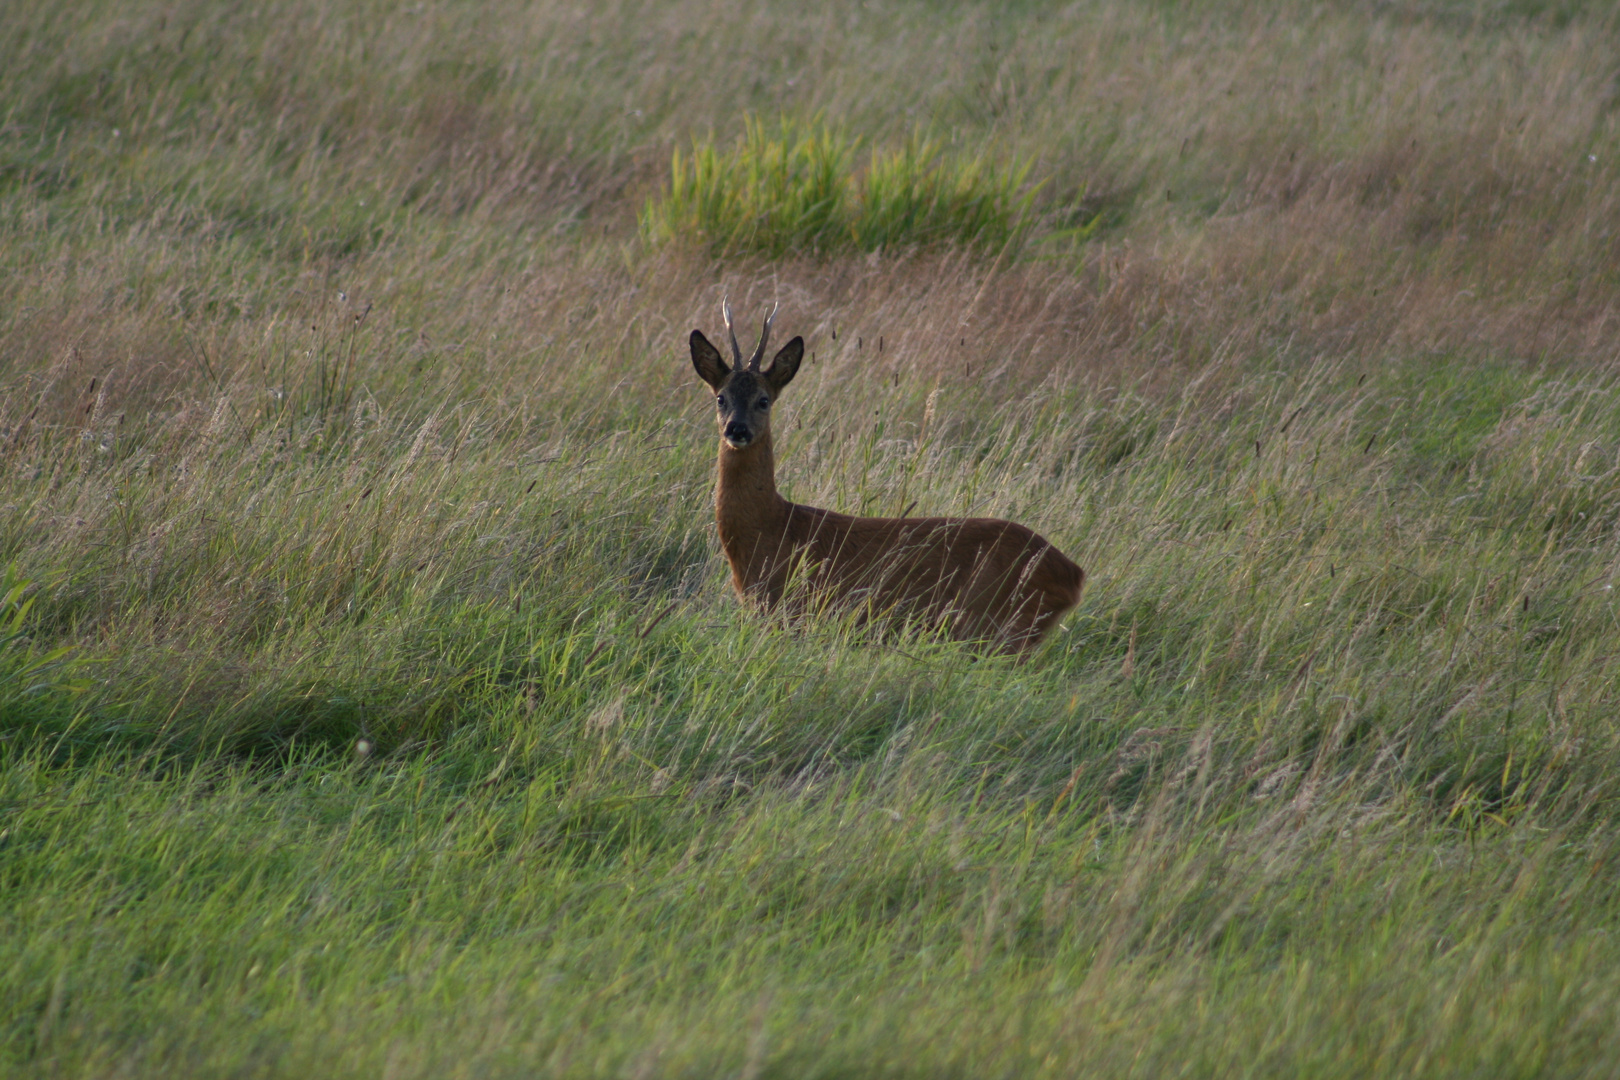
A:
721,297,743,366
745,302,780,371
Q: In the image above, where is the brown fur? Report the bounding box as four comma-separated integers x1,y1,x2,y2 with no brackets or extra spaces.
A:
692,318,1083,655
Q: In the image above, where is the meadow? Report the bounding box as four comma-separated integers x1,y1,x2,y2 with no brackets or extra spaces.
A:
3,1,1620,1075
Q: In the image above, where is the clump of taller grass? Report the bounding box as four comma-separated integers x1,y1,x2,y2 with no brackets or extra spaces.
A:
853,132,1036,253
641,117,1035,257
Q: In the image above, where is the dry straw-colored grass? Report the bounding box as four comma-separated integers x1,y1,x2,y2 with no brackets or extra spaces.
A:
3,0,1618,437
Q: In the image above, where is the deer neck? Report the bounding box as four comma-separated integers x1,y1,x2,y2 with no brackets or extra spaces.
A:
715,429,790,555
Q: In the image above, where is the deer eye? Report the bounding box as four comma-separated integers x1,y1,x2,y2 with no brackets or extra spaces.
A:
716,395,724,409
758,397,770,409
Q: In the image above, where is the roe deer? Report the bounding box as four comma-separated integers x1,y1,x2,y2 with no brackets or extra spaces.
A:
689,302,1083,655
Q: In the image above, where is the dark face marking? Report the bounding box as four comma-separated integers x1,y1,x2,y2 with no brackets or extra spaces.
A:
689,329,805,450
715,369,773,449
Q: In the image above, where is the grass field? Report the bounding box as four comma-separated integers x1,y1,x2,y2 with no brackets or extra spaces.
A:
4,1,1620,1075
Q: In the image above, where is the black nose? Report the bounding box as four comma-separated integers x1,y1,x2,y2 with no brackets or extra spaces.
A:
724,422,751,443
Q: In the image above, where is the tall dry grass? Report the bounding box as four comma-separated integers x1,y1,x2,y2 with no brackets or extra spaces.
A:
3,0,1618,438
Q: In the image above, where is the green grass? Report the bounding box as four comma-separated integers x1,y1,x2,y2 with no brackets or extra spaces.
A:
3,0,1620,1075
5,355,1620,1076
642,117,1034,256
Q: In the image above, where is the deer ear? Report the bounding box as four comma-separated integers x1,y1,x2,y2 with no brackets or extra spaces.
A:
690,330,729,390
764,336,803,392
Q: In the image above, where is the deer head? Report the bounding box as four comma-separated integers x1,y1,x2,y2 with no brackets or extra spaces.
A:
690,300,804,450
